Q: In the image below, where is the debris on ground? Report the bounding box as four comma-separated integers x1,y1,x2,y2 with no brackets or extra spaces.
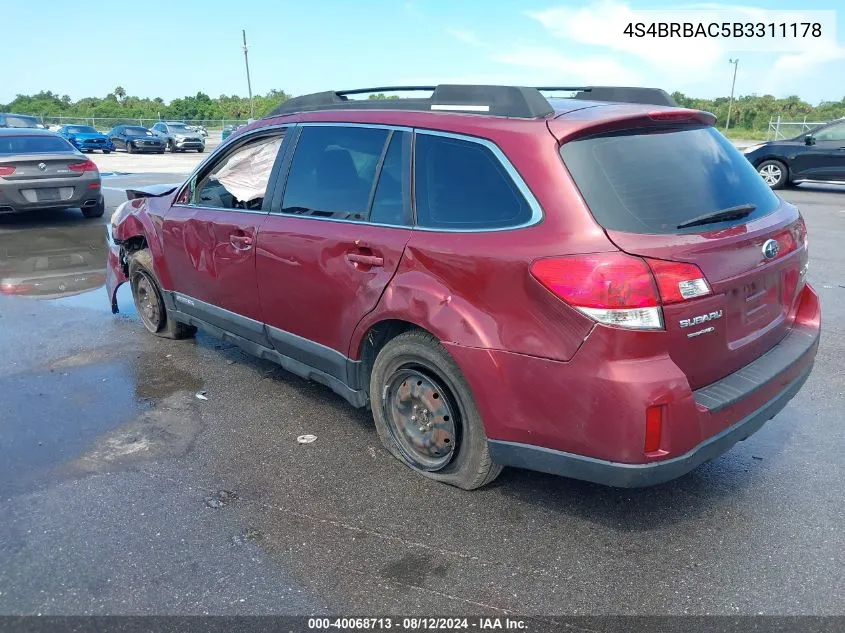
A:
297,434,317,444
195,391,208,400
204,490,239,508
232,527,262,545
752,455,764,460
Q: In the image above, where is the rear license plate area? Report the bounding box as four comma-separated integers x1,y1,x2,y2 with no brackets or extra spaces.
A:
742,272,780,325
36,188,60,202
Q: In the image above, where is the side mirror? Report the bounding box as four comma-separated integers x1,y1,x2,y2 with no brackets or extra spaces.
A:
805,135,815,145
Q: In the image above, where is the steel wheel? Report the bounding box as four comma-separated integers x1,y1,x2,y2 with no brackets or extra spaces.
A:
132,271,163,333
383,366,458,471
759,163,782,186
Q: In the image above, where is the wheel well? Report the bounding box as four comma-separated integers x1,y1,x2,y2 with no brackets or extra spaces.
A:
358,320,424,393
119,236,148,275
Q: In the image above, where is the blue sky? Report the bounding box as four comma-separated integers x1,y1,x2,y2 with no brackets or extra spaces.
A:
3,0,843,104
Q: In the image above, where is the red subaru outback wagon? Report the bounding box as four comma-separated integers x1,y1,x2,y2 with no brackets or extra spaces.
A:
107,85,820,490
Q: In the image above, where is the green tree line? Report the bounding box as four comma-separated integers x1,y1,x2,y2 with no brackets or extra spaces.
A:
672,91,845,134
0,88,400,122
3,87,843,135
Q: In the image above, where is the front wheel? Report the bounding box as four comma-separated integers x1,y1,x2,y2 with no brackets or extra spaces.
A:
103,150,111,154
127,141,135,154
370,330,502,490
128,250,196,340
196,146,204,153
168,141,178,153
757,159,788,189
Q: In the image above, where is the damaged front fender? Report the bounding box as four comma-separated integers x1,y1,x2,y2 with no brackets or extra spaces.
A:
105,226,128,314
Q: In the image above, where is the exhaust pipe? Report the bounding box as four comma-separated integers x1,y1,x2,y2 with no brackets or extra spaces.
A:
82,199,99,208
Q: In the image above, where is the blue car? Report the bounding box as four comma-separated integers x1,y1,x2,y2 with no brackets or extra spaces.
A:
57,125,115,153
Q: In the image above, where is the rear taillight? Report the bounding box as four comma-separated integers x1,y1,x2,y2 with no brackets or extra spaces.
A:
0,282,34,295
0,166,15,176
530,253,712,330
530,253,662,330
69,159,98,172
645,258,711,304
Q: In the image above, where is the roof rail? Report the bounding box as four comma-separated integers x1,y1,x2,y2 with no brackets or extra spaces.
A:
265,85,678,119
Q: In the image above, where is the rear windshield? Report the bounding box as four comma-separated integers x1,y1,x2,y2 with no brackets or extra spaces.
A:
0,135,74,154
3,115,40,128
561,126,780,234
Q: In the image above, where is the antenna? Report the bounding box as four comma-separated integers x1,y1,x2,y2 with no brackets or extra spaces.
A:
242,29,254,119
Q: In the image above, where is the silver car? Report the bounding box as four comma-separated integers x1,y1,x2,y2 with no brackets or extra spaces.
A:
150,121,206,153
0,129,104,218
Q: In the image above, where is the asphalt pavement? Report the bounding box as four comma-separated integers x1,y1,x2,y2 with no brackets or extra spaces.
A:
0,176,843,618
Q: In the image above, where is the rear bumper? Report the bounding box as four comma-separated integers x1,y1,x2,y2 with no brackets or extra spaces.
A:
447,283,820,487
488,359,814,487
0,175,102,212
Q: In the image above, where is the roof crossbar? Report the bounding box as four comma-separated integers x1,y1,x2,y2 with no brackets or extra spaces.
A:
266,85,678,119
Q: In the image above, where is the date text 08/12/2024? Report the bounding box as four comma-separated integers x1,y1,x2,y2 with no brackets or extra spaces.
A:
307,617,528,630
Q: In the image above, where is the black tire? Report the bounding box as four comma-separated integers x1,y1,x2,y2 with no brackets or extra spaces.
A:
196,146,204,153
370,330,502,490
157,150,166,154
81,197,105,219
103,150,111,154
757,159,789,189
127,141,135,154
127,249,196,340
168,141,178,153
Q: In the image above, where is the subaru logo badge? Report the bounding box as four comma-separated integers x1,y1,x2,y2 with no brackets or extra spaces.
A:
762,239,780,260
37,162,47,171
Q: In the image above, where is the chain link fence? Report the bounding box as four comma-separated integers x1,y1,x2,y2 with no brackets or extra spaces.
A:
766,115,836,140
38,116,250,133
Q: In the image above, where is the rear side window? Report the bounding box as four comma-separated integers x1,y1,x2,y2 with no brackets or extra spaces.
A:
281,126,389,219
561,126,780,234
414,133,532,230
0,135,74,154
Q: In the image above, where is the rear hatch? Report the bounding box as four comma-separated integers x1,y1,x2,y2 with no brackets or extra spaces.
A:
558,121,808,389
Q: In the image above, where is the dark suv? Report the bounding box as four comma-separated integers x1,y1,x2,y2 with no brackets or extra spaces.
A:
106,85,820,490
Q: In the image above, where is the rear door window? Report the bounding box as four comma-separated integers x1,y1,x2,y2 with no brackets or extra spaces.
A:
414,133,533,230
560,126,780,234
280,125,390,219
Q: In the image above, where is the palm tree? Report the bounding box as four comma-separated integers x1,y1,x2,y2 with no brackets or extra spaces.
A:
114,86,126,102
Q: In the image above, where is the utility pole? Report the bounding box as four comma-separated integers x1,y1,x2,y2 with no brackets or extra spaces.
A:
725,58,739,132
242,29,254,119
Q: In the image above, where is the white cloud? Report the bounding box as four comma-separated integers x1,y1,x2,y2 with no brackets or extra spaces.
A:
494,48,640,86
447,28,484,47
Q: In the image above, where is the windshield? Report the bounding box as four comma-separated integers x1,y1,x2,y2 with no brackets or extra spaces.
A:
0,135,74,154
65,126,97,134
560,126,780,234
3,115,40,128
125,127,152,136
167,124,192,134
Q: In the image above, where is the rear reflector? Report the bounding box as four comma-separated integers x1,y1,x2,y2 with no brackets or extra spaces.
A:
645,258,711,304
69,159,98,173
0,166,15,176
87,182,101,189
644,406,664,454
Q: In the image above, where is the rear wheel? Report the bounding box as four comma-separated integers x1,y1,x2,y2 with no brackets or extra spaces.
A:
196,146,204,153
128,250,196,339
103,150,111,154
370,330,502,490
757,159,788,189
81,197,105,218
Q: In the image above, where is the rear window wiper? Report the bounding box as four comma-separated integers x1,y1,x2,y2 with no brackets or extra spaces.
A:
676,204,756,229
